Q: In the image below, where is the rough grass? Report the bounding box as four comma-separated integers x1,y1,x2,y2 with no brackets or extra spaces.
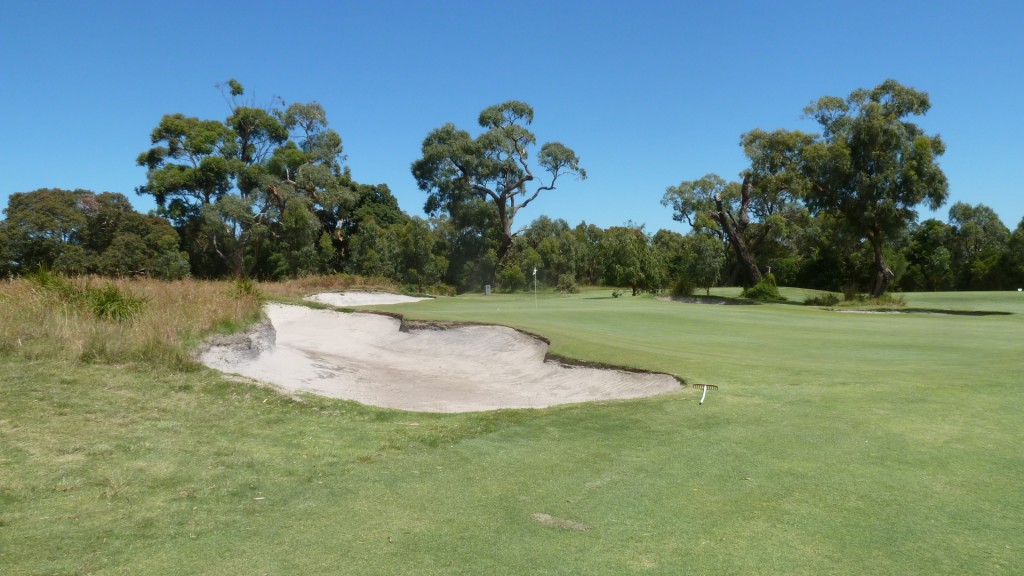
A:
0,274,400,368
0,276,263,368
2,280,1023,574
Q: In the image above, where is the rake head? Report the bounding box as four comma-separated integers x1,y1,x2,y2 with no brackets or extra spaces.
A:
692,384,718,390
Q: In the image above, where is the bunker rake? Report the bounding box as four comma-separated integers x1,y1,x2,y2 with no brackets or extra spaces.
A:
693,383,718,405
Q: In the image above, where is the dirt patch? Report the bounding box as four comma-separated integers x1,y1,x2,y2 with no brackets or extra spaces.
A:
200,292,680,413
531,513,589,531
193,318,276,361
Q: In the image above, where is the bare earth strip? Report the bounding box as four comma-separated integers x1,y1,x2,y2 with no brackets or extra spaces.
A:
200,292,680,413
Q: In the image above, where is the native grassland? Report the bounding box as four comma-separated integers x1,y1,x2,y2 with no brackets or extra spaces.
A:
1,279,1022,575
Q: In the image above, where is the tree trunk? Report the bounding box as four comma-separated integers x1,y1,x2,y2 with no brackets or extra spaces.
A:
496,201,513,262
714,178,762,286
869,237,894,297
496,229,513,262
725,231,761,286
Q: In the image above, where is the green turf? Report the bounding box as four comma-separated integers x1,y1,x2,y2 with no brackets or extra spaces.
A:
2,289,1022,574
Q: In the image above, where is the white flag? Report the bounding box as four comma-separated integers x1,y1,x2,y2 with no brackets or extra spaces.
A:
533,267,537,276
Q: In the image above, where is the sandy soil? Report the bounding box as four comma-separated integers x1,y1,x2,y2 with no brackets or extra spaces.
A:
305,292,433,307
200,292,680,412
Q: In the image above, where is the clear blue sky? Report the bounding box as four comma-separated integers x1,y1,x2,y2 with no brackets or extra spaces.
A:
2,0,1022,233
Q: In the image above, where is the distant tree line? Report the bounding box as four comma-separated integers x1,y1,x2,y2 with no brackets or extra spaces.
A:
2,80,1022,294
0,188,190,279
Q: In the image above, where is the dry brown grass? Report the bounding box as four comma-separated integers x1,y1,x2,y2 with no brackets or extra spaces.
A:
0,274,406,368
259,274,401,301
0,276,262,367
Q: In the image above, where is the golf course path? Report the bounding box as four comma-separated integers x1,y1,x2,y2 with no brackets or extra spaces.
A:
200,292,680,412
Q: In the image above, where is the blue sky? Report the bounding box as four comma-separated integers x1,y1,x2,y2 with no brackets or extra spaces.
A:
2,0,1022,233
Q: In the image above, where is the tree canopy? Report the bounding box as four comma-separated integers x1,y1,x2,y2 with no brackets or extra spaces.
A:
662,129,814,286
3,79,1020,295
0,188,188,278
801,79,949,296
412,101,586,264
137,80,352,278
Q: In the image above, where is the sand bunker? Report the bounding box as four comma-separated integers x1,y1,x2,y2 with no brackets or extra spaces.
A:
306,292,432,307
200,292,679,412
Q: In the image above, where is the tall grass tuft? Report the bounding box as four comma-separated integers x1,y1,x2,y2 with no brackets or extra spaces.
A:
26,269,148,322
87,283,148,322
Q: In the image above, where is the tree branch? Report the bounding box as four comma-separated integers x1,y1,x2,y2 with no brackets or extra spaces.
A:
472,183,501,203
737,176,753,233
519,171,559,212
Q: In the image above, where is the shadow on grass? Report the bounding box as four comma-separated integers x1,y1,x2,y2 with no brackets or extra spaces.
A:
825,307,1012,316
660,295,760,306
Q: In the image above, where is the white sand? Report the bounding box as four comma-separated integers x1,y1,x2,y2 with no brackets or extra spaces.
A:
306,292,432,307
200,292,680,412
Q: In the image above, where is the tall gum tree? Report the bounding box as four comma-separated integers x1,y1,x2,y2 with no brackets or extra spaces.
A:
661,174,758,284
137,80,350,277
661,129,813,286
800,79,948,296
947,202,1010,289
412,101,585,263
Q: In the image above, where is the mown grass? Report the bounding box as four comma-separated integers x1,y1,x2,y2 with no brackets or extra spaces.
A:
2,279,1022,574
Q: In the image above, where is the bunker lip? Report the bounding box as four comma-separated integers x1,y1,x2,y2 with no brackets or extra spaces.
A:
200,292,681,413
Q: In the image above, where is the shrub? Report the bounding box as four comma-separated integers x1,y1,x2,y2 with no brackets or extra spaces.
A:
497,266,526,293
804,292,841,306
843,286,861,302
230,278,265,302
671,277,696,298
741,273,785,301
873,292,907,307
150,250,191,280
557,273,579,294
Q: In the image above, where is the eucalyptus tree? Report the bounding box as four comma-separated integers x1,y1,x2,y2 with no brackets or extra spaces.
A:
520,216,579,286
661,129,812,286
412,100,586,263
600,225,664,295
800,79,948,296
901,219,955,291
0,188,187,278
1003,218,1024,288
680,233,727,296
137,80,350,277
947,202,1010,289
0,188,88,274
570,221,606,285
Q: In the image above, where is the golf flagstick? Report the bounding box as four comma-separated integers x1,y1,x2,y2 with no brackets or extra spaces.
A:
533,267,537,309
